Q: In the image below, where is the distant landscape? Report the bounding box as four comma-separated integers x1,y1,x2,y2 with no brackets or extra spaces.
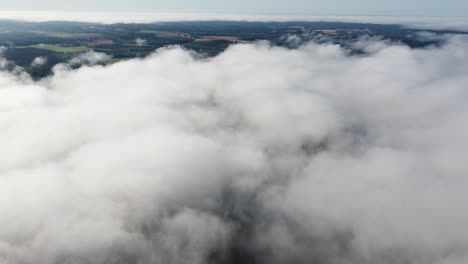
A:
1,20,467,79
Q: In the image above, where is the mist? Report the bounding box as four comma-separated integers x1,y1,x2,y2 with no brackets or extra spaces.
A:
1,36,468,264
1,11,468,31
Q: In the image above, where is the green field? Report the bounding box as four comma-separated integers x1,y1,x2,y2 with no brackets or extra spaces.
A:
40,32,103,39
22,44,91,53
33,31,76,38
139,30,191,38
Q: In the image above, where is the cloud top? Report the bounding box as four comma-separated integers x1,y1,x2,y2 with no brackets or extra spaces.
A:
0,37,468,264
31,56,47,67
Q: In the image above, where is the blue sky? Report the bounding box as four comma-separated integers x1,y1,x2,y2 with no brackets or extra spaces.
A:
1,0,467,17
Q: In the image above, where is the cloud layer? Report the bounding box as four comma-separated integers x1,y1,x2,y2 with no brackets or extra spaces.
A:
31,56,47,68
1,37,468,264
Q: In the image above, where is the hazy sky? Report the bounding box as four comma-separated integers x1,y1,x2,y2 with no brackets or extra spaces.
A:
1,0,467,17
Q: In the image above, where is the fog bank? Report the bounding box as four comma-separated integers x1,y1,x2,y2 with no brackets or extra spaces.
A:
0,37,468,264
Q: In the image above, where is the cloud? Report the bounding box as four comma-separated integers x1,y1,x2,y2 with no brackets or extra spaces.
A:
281,34,304,48
31,56,47,68
65,51,112,67
0,46,24,75
0,37,468,264
351,35,394,53
408,31,453,43
0,46,8,69
135,38,148,47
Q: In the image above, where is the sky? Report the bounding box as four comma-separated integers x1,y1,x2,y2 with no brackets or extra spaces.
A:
0,0,467,17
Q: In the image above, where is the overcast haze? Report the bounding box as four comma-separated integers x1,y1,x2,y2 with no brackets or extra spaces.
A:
0,0,468,17
1,0,468,263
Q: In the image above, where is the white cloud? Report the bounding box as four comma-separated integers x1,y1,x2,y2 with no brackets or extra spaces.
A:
409,31,453,43
281,34,303,47
66,51,112,67
0,46,9,69
135,38,148,47
0,38,468,264
0,46,24,74
31,56,47,68
352,35,394,53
